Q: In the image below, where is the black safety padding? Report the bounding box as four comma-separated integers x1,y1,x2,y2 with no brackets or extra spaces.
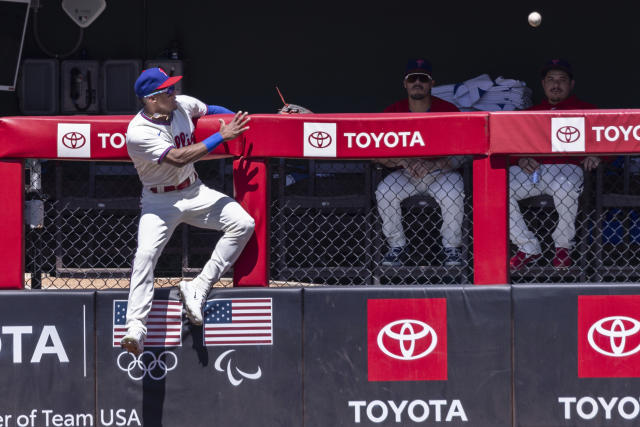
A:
0,291,96,425
96,287,302,427
514,284,640,427
303,285,512,427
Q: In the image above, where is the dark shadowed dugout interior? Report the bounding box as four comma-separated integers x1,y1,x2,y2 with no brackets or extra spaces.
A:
0,2,638,116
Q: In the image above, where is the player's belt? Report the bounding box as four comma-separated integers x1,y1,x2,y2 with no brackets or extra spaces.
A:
149,172,198,194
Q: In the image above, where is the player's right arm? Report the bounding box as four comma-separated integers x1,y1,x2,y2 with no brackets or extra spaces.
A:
518,157,540,174
163,111,250,168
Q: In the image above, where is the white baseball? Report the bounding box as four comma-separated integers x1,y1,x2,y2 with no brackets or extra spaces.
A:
528,11,542,27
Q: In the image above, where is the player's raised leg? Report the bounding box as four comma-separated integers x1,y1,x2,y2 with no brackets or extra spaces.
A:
179,186,255,325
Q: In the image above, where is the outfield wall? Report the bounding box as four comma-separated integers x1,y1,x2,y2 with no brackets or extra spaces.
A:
4,110,640,289
1,285,639,427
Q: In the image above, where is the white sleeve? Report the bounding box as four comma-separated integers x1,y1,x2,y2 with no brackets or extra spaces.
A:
127,126,175,164
176,95,208,119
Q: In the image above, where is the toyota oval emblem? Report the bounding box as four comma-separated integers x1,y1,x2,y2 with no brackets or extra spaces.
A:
556,126,580,143
62,132,87,149
588,316,640,357
307,131,332,149
377,319,437,360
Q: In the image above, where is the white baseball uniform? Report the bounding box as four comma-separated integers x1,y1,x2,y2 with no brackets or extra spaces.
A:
125,95,255,337
509,163,583,254
375,157,465,249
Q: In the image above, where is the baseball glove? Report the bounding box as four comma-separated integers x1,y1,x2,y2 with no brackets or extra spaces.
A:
278,103,313,114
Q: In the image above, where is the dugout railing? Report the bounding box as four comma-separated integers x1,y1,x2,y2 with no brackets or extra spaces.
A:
2,110,640,289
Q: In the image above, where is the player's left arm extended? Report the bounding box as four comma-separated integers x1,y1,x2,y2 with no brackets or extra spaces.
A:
207,105,234,115
163,111,250,168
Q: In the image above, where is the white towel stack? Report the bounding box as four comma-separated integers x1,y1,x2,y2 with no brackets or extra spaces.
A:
432,74,533,111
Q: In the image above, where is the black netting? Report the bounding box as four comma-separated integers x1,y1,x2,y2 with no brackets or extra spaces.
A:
509,156,640,283
590,156,640,282
270,158,473,285
25,155,640,289
509,159,592,283
24,159,232,289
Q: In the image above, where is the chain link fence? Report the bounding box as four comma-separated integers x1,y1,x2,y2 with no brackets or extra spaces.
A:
509,160,591,283
23,155,640,289
591,156,640,282
24,158,231,289
270,158,473,285
509,155,640,283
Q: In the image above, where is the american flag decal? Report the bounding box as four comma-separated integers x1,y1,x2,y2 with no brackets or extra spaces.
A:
204,298,273,346
113,300,182,348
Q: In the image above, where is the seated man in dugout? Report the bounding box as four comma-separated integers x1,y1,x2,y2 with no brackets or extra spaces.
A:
375,58,467,267
510,59,600,272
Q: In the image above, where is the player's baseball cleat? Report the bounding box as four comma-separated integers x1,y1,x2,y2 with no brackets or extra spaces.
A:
510,251,542,272
179,280,207,326
444,247,464,266
120,330,144,356
381,246,405,267
552,247,572,269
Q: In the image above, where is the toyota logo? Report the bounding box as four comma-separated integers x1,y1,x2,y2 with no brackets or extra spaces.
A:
61,132,87,149
588,316,640,357
307,131,332,148
117,350,178,381
556,126,580,143
377,319,437,360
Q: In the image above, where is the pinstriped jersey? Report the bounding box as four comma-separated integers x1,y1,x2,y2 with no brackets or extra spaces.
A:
127,95,207,189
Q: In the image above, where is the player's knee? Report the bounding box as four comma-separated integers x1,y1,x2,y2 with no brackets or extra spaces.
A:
375,183,389,200
234,216,255,237
551,178,582,197
376,183,396,203
447,174,464,190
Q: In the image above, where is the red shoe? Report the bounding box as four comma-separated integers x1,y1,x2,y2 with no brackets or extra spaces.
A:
510,251,541,272
552,247,572,269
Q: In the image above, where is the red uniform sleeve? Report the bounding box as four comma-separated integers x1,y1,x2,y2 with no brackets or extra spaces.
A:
383,99,409,112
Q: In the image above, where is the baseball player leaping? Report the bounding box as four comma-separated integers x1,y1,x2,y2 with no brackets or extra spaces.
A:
121,68,254,356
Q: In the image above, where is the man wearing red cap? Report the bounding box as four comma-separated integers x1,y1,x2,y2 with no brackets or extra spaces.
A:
509,59,600,272
121,68,254,355
376,59,467,268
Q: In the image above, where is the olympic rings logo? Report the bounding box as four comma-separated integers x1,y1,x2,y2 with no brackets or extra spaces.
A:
117,351,178,381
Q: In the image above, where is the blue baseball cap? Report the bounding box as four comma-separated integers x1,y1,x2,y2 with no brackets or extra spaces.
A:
540,58,573,79
405,58,433,78
134,67,183,98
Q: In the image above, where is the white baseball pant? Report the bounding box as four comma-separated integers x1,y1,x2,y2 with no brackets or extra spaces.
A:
375,169,464,249
125,181,255,335
509,163,583,255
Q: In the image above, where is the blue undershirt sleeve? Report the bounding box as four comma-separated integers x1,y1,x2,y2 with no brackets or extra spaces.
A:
202,132,224,152
207,105,234,115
